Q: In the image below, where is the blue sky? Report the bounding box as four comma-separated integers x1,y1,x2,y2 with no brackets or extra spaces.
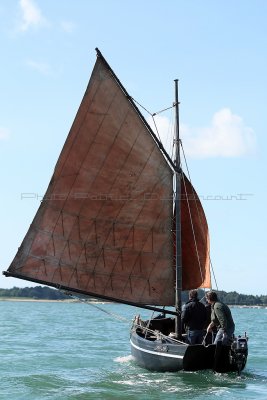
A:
0,0,266,295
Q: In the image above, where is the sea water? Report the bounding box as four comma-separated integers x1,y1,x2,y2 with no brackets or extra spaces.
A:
0,301,266,399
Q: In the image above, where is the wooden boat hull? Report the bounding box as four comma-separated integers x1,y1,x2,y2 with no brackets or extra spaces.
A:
130,321,248,373
130,329,186,371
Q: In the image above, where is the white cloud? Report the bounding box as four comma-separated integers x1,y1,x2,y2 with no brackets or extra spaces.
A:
183,108,256,158
25,59,52,75
0,127,9,140
148,108,256,158
18,0,47,31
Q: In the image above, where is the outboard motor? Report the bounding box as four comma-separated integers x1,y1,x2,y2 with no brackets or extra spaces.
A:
230,334,248,375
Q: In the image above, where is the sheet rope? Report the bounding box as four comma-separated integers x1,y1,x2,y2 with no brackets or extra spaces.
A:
61,291,130,323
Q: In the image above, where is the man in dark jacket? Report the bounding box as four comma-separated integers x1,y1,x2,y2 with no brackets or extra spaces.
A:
181,289,207,344
206,291,235,345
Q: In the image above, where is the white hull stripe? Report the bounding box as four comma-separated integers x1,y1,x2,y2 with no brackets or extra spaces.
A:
130,339,184,359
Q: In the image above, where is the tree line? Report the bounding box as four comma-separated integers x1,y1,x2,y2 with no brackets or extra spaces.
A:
185,289,267,306
0,286,266,305
0,286,69,300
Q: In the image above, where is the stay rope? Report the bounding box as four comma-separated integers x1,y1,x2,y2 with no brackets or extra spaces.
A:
131,97,175,156
61,291,130,323
180,142,219,291
178,168,204,283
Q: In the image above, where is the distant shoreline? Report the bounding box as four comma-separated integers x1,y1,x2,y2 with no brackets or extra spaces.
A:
230,304,267,309
0,297,76,303
0,298,266,308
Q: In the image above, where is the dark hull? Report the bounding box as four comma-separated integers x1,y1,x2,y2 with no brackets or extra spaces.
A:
130,318,248,373
130,329,185,371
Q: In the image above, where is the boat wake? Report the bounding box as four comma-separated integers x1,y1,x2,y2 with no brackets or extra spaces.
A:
114,355,134,363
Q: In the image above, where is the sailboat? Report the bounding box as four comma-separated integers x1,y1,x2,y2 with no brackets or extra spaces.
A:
4,48,248,374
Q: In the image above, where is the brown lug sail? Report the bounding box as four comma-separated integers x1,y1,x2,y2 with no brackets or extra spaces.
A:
6,53,175,305
181,175,210,289
5,50,210,306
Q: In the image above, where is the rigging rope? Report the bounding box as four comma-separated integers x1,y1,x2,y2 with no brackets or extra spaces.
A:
180,169,204,283
61,291,130,323
130,97,162,143
180,142,219,291
152,105,175,115
131,97,176,149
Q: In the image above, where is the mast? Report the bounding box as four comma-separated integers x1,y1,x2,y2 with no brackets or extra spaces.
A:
174,79,182,339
